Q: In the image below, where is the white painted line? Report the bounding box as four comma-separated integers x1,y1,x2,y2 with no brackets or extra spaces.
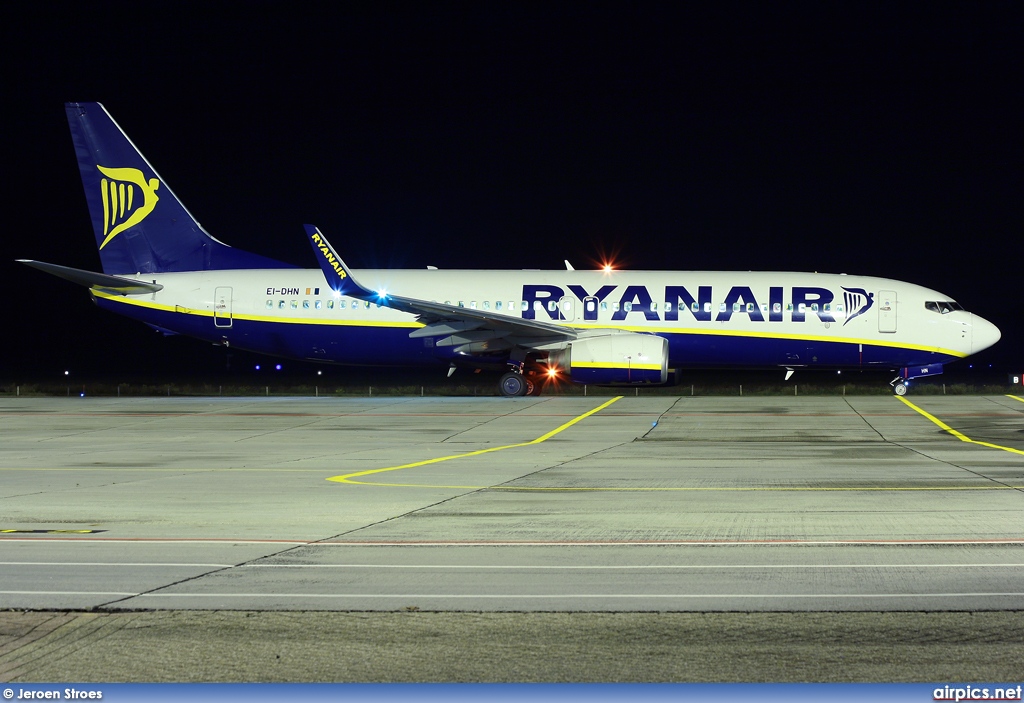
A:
0,590,136,596
129,592,1024,599
3,590,1022,601
241,562,1024,570
5,562,1024,570
0,562,233,567
3,538,1024,546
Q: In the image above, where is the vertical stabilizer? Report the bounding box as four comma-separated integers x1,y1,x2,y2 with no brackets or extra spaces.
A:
66,102,291,274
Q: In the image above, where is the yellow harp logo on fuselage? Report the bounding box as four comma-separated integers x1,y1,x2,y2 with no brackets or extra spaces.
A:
97,165,160,249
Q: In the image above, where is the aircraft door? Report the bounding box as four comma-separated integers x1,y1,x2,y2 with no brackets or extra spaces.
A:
878,289,896,333
559,295,576,322
214,286,233,328
583,296,599,321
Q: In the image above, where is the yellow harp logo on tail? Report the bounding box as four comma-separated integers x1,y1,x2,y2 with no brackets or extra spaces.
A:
96,165,160,249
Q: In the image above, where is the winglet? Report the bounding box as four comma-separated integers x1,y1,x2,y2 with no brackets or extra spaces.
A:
304,225,374,300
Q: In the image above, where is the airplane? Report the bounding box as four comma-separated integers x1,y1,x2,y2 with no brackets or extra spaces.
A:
19,103,1001,397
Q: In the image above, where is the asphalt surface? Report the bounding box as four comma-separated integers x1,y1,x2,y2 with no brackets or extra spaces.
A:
1,394,1022,680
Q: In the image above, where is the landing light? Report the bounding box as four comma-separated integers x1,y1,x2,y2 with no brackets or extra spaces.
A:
547,367,559,378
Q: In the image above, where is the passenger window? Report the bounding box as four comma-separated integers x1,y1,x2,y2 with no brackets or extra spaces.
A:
760,304,768,313
266,300,273,309
278,300,285,309
703,302,712,313
521,301,528,311
290,300,298,309
691,302,699,312
548,301,557,312
483,301,490,310
613,302,620,312
601,301,608,311
327,300,334,309
719,303,727,312
823,303,831,312
811,303,818,312
624,301,633,312
745,303,754,312
495,301,502,310
303,300,310,309
798,303,806,313
773,303,781,313
562,300,571,311
586,300,596,312
315,300,322,310
665,302,673,312
470,301,477,309
338,300,346,309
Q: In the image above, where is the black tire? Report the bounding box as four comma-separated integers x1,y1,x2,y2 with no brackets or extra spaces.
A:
499,372,526,397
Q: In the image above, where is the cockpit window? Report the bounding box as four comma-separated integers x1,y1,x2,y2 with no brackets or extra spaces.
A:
925,301,963,314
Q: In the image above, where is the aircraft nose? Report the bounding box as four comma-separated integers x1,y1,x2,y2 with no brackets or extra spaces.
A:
971,314,1001,354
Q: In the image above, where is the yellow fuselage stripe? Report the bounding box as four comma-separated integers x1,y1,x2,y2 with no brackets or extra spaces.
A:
92,290,966,356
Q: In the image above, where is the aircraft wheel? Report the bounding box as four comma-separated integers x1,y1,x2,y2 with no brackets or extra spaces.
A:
893,382,908,396
499,372,527,397
525,378,542,396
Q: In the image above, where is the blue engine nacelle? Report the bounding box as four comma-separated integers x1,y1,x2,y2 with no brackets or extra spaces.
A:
553,333,669,385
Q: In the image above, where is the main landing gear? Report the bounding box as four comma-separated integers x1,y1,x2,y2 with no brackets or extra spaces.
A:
499,371,527,397
499,370,541,397
499,357,544,397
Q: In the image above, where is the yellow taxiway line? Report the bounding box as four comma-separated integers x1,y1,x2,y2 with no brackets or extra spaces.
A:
897,395,1024,456
327,396,623,486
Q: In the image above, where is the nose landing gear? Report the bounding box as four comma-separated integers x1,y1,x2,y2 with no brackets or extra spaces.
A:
890,376,909,396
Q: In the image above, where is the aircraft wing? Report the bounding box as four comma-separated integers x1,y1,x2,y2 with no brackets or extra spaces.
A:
305,225,577,341
17,260,164,295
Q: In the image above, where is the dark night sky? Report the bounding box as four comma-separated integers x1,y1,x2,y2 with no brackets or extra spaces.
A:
5,3,1021,380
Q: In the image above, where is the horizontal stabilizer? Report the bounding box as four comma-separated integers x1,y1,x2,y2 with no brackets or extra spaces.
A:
17,260,163,295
